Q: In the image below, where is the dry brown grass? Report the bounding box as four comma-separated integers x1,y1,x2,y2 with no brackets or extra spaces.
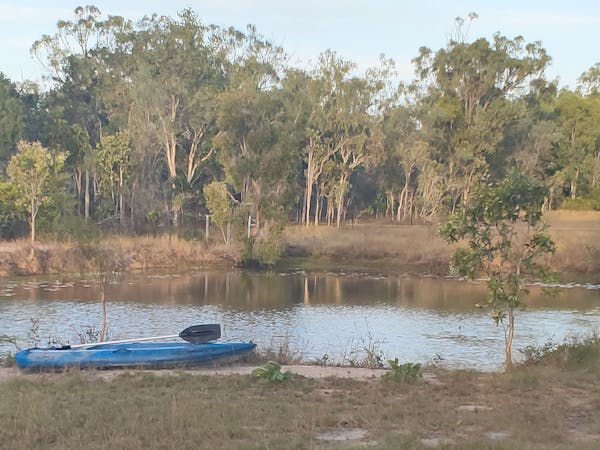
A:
285,212,600,280
1,357,599,449
0,235,228,277
1,211,600,279
545,211,600,276
284,223,454,275
105,235,222,270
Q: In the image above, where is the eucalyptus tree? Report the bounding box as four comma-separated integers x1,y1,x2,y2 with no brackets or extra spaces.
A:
379,105,410,219
214,26,295,232
115,9,229,227
381,98,435,222
413,28,551,210
215,81,293,230
573,68,600,193
511,120,560,209
277,68,315,222
577,62,600,96
303,51,383,227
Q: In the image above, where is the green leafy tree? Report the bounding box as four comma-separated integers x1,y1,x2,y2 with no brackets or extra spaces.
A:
6,140,67,242
31,5,119,221
441,169,556,370
413,18,550,211
0,73,26,163
553,91,600,200
0,181,26,238
577,62,600,96
203,181,231,243
117,9,228,227
96,131,133,225
215,28,292,232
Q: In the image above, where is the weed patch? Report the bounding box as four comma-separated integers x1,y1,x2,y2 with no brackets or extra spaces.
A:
520,333,600,369
251,361,293,382
383,359,421,383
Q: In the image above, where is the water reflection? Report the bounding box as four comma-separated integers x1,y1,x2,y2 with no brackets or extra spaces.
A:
1,270,599,371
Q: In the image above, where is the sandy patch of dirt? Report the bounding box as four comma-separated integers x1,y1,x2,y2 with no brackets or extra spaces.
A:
1,365,450,383
315,426,368,442
116,364,389,381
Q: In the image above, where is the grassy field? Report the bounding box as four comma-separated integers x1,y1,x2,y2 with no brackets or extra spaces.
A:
1,341,599,450
0,234,236,277
284,211,600,280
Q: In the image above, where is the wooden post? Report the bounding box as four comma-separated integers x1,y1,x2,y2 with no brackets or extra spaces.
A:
247,214,252,238
100,274,107,342
205,215,210,241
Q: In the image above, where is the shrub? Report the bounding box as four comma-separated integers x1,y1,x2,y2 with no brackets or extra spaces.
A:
242,223,284,267
383,359,421,383
251,361,293,382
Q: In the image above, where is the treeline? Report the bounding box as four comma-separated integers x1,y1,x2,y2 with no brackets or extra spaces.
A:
1,7,600,244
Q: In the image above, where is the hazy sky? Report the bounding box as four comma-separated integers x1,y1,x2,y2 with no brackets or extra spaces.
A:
1,0,599,89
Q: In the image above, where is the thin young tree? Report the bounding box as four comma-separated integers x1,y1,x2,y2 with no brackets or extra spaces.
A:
441,169,556,370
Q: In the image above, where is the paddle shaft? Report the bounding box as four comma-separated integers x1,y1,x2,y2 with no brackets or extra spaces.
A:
67,324,221,349
69,334,180,348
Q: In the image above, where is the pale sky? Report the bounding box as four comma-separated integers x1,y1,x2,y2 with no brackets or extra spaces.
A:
1,0,599,90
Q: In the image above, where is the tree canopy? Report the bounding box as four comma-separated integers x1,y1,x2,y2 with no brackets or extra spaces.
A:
0,7,598,241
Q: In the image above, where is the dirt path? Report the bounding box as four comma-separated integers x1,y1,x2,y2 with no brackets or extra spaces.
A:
1,364,445,383
0,365,392,382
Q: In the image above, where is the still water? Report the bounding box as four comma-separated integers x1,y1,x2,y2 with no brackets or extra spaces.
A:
1,270,599,371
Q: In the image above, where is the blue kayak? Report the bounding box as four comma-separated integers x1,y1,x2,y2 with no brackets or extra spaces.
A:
15,341,256,371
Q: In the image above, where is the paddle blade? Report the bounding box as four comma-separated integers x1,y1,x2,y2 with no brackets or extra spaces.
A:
179,324,221,343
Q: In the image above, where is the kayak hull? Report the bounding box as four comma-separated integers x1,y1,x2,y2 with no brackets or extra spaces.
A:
15,341,256,372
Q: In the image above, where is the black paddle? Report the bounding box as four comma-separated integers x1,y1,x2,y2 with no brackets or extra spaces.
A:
178,324,221,343
65,324,222,349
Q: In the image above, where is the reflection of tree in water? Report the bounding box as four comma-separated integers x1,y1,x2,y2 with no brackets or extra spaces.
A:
6,270,599,312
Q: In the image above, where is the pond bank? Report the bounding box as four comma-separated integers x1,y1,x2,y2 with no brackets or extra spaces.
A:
0,235,236,278
1,211,600,282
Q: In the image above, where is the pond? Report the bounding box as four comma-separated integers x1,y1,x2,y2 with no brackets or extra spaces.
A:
1,269,599,371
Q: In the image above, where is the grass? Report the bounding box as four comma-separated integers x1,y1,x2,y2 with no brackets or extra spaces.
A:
520,333,600,369
1,348,599,450
0,235,227,277
283,223,453,275
1,211,600,280
284,211,600,281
